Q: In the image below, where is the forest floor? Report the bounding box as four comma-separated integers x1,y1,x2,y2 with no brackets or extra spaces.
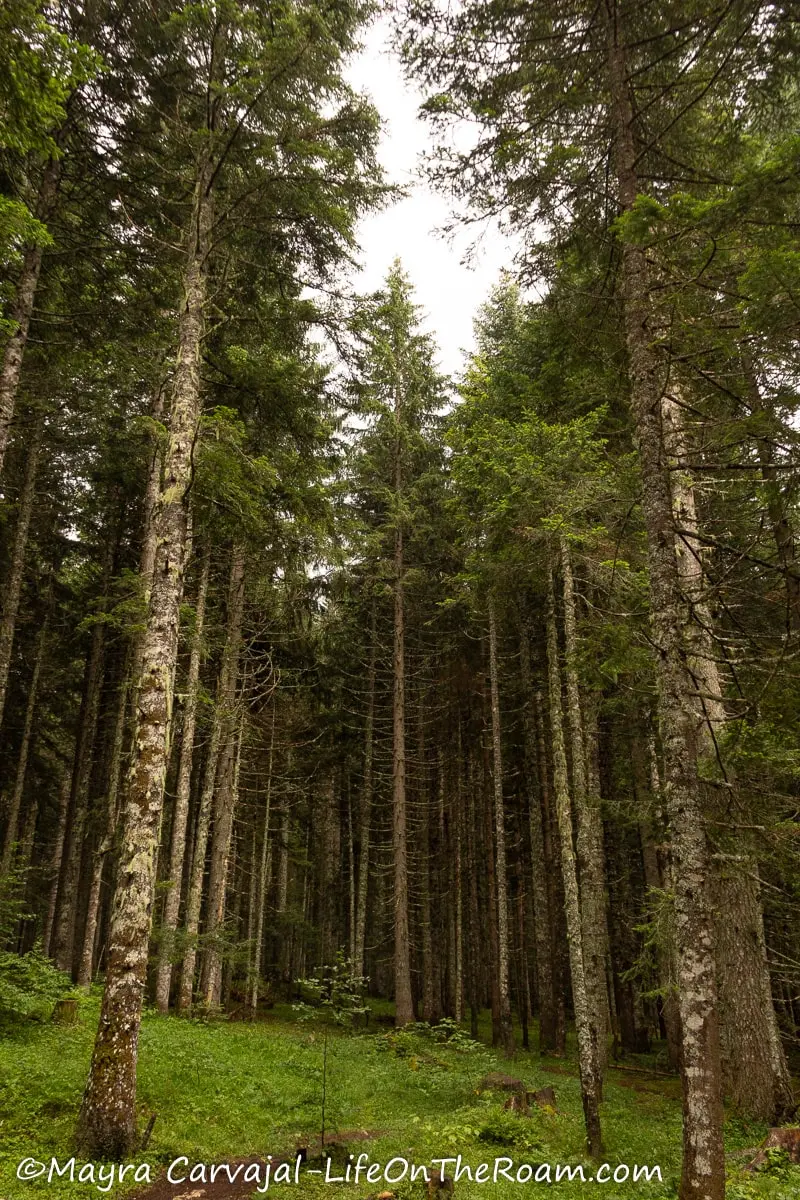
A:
0,993,798,1200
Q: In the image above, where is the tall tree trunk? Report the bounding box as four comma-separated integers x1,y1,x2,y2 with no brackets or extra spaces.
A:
487,596,514,1055
354,609,376,977
451,742,464,1023
519,626,559,1052
200,545,247,1007
533,688,567,1054
466,748,481,1040
742,355,800,630
77,659,130,989
633,733,682,1071
155,551,210,1012
392,513,414,1025
0,415,43,732
481,722,502,1047
664,391,794,1121
418,690,436,1021
178,712,223,1011
605,8,725,1194
560,540,609,1074
710,862,795,1122
546,558,602,1157
52,618,106,974
250,705,275,1012
0,159,61,475
76,149,214,1158
202,713,244,1008
0,613,47,874
42,775,70,957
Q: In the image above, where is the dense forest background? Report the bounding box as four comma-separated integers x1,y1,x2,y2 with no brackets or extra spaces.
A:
1,3,800,1199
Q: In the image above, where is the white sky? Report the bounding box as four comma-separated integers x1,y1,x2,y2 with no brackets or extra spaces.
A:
346,18,520,377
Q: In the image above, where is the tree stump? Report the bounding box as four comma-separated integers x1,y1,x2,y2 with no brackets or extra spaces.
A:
478,1071,526,1093
747,1127,800,1171
51,998,78,1025
531,1086,557,1110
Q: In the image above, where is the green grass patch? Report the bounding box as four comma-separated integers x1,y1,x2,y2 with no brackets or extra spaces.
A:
0,993,796,1200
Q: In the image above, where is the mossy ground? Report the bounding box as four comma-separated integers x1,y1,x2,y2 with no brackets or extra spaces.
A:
0,993,796,1200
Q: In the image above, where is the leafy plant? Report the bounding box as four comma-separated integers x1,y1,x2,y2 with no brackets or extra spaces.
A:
0,946,74,1022
293,952,368,1028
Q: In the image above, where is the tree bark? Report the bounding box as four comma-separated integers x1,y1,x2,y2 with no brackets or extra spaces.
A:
605,8,725,1194
560,540,609,1073
201,711,244,1008
154,551,210,1012
76,659,129,989
42,775,70,958
0,612,47,874
76,148,214,1158
519,626,559,1052
392,479,414,1026
199,545,247,1008
741,355,800,630
664,390,794,1121
52,618,105,974
487,596,514,1054
249,704,275,1012
0,159,61,475
354,609,376,977
546,558,602,1157
0,415,43,733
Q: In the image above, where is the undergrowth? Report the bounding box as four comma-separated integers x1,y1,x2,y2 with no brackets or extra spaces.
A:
0,992,796,1200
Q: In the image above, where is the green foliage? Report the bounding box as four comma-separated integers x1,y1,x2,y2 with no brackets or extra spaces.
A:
0,993,789,1199
0,946,74,1023
477,1110,545,1154
293,952,368,1027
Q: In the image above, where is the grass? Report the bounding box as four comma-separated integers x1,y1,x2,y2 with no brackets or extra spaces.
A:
0,993,797,1200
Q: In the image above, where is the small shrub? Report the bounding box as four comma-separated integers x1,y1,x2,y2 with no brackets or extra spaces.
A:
0,946,75,1022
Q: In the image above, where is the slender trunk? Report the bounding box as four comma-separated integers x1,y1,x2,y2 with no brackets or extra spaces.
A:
347,782,356,963
633,734,682,1070
178,708,223,1011
0,416,43,732
245,826,258,995
0,614,46,873
203,715,244,1008
200,546,247,1007
77,660,130,989
354,611,375,977
42,775,70,957
482,725,502,1046
559,541,610,1076
546,559,602,1157
519,627,559,1052
742,356,800,629
76,148,214,1158
276,805,290,988
250,705,275,1012
392,518,413,1025
533,689,567,1054
487,596,514,1054
0,159,61,474
53,618,105,974
419,690,436,1021
452,737,463,1023
605,7,725,1194
155,552,210,1012
466,748,480,1039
